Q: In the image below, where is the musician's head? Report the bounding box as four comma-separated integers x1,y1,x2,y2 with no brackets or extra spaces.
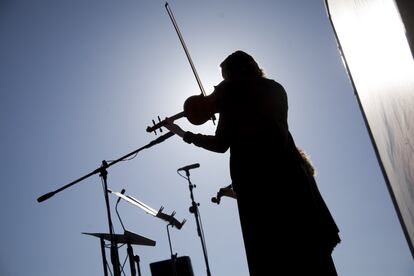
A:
220,50,264,80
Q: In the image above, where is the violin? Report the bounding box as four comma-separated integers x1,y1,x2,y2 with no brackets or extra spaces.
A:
147,3,218,135
146,94,218,134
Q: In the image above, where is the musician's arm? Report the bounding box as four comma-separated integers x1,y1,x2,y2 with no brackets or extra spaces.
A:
219,185,237,199
164,121,186,137
183,132,229,153
183,111,230,153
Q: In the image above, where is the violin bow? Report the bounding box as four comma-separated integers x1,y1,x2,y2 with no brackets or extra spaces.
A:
165,2,206,97
164,2,216,124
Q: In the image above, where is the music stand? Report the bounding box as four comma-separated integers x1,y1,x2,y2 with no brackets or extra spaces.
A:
108,189,186,230
108,189,186,276
83,230,156,276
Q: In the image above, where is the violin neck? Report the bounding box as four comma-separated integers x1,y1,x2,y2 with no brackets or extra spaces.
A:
169,111,185,121
146,111,185,133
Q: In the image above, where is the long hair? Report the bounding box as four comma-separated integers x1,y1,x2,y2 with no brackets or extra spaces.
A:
220,50,264,79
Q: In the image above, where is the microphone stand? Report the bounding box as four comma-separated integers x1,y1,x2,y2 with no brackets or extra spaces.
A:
37,131,175,276
99,162,121,276
183,169,212,276
109,188,186,276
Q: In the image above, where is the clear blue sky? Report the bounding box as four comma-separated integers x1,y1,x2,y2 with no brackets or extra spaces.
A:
0,0,412,275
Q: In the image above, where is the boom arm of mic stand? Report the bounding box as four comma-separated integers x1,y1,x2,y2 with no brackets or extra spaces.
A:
37,131,175,203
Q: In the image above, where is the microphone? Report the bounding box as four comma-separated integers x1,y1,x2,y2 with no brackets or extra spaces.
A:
211,196,221,205
117,189,126,204
177,163,200,172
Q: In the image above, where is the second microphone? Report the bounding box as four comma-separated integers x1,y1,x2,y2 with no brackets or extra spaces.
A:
177,163,200,172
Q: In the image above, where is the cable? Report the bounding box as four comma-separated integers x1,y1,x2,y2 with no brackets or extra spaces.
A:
106,152,139,163
121,254,128,276
177,170,189,180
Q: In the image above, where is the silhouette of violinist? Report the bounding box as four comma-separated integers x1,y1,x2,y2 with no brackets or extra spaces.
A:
165,50,340,275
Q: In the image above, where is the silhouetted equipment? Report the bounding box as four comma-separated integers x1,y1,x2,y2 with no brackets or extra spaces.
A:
83,231,156,246
326,0,414,257
117,189,126,204
210,196,220,204
114,188,127,232
177,163,200,172
107,187,187,276
156,207,186,230
106,191,187,276
37,131,175,275
37,131,175,203
178,163,212,276
108,187,186,275
107,188,186,230
84,231,155,276
150,256,194,276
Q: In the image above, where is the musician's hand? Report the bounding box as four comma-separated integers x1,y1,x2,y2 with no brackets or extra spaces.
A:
164,117,186,138
219,186,237,199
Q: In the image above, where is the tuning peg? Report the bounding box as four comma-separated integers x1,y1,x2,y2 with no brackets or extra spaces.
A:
151,119,158,135
158,116,163,132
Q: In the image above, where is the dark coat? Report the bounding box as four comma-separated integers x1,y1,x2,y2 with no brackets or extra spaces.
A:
184,77,340,275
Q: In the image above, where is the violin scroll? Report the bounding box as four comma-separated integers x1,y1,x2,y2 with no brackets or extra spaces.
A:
146,112,185,135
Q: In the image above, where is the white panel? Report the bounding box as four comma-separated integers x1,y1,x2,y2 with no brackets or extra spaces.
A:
326,0,414,256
